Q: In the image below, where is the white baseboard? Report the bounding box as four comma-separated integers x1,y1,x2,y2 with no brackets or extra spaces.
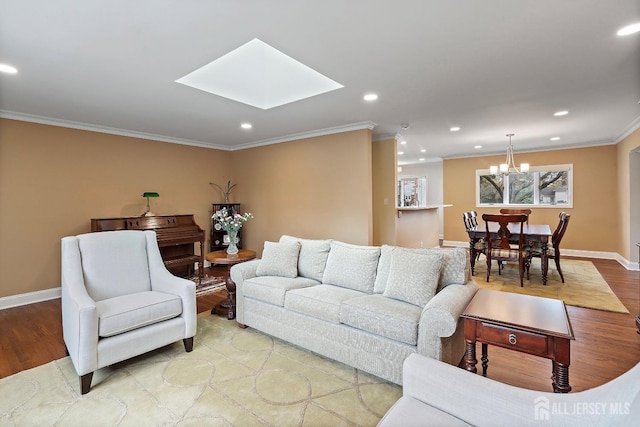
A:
442,240,640,271
0,287,61,310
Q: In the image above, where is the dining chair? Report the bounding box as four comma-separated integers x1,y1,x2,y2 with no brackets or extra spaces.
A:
463,211,485,263
482,213,529,287
499,208,532,224
526,212,571,283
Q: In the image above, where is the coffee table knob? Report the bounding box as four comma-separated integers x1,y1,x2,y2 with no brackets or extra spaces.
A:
509,333,517,345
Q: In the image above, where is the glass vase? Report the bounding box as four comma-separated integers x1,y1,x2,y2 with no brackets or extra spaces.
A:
226,229,239,255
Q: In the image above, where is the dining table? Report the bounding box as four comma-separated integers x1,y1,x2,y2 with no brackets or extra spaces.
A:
467,223,553,285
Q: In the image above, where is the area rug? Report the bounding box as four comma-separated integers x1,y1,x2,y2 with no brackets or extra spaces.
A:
0,314,401,426
472,258,629,314
188,273,227,295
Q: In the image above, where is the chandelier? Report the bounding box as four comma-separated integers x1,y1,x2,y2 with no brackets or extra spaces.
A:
490,133,529,176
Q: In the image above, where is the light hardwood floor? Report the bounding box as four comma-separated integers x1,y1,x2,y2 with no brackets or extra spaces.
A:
1,259,638,394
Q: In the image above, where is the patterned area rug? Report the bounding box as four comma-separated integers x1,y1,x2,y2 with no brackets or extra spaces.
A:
188,273,227,295
473,258,629,314
0,314,401,426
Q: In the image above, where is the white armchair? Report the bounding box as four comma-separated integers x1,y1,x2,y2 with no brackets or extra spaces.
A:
379,354,639,426
61,230,197,394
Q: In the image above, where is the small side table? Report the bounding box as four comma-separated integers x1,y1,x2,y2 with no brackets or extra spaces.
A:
205,249,256,320
461,289,575,393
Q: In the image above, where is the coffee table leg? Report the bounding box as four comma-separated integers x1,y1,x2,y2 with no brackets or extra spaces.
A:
464,339,478,373
481,343,488,376
552,338,571,393
553,362,571,393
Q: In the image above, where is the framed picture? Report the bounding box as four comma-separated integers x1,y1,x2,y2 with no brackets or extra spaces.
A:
398,176,427,207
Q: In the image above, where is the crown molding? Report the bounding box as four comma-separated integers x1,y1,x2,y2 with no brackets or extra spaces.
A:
0,110,376,152
615,114,640,143
0,110,231,150
229,121,378,151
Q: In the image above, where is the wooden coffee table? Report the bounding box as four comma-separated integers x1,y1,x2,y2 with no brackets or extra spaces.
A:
205,249,256,319
461,289,575,393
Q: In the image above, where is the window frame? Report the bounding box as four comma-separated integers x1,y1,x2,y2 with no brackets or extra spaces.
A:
475,164,573,208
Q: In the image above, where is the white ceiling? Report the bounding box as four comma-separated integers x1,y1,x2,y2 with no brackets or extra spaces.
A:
1,0,639,165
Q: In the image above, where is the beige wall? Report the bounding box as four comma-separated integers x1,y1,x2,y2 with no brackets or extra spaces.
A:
372,138,397,246
443,144,620,252
230,129,374,254
616,127,640,260
0,119,232,299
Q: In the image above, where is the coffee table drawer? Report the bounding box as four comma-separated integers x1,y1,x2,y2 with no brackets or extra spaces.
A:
480,322,548,355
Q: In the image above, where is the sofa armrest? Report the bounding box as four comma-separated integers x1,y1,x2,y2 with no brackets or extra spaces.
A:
419,280,478,338
230,259,261,324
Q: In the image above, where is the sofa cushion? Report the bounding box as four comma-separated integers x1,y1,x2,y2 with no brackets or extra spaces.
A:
285,284,366,323
279,235,332,282
375,246,469,294
95,291,182,338
383,248,443,307
340,294,422,345
256,240,301,278
243,276,319,307
321,241,380,293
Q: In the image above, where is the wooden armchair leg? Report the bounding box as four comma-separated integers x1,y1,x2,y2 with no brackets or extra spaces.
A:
183,337,194,352
80,372,93,395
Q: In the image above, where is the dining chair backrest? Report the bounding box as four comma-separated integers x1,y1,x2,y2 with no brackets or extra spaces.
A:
463,211,479,230
499,208,532,224
482,213,527,250
553,212,571,249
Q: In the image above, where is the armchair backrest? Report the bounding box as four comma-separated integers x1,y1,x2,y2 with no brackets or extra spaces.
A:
74,230,152,301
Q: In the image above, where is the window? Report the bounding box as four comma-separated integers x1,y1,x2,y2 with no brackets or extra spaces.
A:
476,164,572,207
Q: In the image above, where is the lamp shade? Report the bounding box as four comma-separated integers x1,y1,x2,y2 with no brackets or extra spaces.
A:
142,192,159,198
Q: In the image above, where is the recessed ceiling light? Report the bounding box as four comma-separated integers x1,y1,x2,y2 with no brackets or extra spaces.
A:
450,126,461,132
554,110,569,116
400,140,407,145
420,149,426,153
474,145,482,149
363,93,378,101
550,137,560,141
175,38,343,110
398,151,404,155
241,123,252,129
419,158,425,161
617,23,640,36
0,64,18,74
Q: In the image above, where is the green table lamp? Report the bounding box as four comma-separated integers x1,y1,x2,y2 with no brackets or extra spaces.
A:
142,192,159,216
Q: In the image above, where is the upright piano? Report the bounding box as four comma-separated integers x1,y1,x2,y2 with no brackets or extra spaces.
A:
91,214,204,282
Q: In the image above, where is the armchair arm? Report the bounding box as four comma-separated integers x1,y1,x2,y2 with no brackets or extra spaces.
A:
61,236,99,376
145,232,197,338
230,259,260,323
401,354,639,427
417,281,478,358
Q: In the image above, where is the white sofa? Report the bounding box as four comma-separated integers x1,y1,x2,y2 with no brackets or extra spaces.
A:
378,353,640,426
230,235,479,385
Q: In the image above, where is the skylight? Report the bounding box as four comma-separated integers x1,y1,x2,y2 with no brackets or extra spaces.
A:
175,38,344,110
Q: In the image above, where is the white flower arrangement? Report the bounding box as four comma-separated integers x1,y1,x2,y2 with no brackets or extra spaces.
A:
211,207,253,233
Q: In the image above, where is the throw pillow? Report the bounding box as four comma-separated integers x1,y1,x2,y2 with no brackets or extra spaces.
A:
383,248,443,307
321,241,380,293
256,240,301,278
279,235,331,282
